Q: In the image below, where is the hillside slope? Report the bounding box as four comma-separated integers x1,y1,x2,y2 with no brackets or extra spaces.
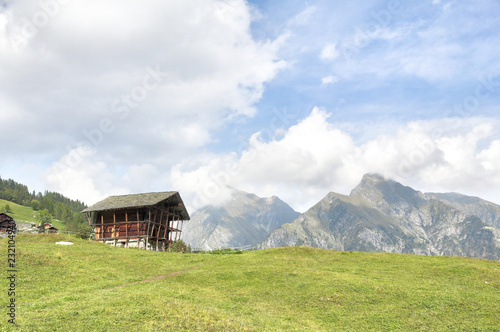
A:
259,174,500,260
426,192,500,228
1,234,499,331
0,198,38,223
183,188,300,250
0,198,67,232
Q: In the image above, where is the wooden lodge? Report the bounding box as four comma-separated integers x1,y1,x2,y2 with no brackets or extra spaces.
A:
38,223,59,233
0,213,14,232
81,191,190,251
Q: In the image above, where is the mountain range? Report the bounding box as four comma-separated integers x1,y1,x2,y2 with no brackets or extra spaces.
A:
182,188,300,250
259,174,500,260
185,174,500,260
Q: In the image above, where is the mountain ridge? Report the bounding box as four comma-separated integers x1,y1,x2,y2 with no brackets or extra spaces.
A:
258,174,500,260
182,187,300,250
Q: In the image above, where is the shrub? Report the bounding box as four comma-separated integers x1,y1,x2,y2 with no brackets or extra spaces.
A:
209,248,243,255
170,239,191,253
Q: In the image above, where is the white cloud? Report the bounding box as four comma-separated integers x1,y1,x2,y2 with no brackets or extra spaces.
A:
478,140,500,171
0,0,285,156
0,0,286,202
320,43,339,61
3,0,500,214
321,75,338,86
43,150,129,205
171,108,500,212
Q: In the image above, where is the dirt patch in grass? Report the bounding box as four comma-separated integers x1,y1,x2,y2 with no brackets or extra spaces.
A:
108,265,202,290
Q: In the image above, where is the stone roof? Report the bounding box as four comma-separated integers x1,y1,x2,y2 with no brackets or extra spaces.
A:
81,191,190,220
0,213,13,223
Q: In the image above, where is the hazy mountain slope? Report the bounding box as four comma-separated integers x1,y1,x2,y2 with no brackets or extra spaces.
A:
183,189,300,250
259,174,500,260
426,192,500,228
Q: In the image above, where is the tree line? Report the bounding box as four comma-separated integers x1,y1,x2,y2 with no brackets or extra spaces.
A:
0,177,90,237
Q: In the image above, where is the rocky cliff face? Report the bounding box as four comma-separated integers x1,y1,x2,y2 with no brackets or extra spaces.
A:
259,174,500,260
425,192,500,228
182,188,300,250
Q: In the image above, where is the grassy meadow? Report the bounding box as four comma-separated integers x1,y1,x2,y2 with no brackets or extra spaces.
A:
0,199,38,223
1,233,499,331
0,199,66,231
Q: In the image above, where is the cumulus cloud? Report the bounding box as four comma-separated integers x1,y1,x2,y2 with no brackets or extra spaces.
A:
0,0,286,201
0,0,285,152
43,149,173,205
172,108,500,212
3,0,500,214
43,149,128,205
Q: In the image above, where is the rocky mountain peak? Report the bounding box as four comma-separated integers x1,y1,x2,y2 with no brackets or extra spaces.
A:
349,173,427,209
349,173,385,195
183,188,300,250
259,175,500,260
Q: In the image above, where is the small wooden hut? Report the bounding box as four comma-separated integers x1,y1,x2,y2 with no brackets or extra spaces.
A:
81,192,189,251
0,213,14,232
37,223,59,233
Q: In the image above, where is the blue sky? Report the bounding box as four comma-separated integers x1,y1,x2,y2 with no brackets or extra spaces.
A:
215,0,500,146
0,0,499,211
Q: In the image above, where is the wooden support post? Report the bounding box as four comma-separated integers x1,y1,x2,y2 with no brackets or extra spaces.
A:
168,222,171,242
159,210,164,237
137,215,141,248
162,214,169,252
162,217,168,240
113,212,117,238
151,223,156,242
166,211,170,236
101,214,104,239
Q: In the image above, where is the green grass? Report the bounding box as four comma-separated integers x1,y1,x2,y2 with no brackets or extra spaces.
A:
0,199,37,223
1,234,499,331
